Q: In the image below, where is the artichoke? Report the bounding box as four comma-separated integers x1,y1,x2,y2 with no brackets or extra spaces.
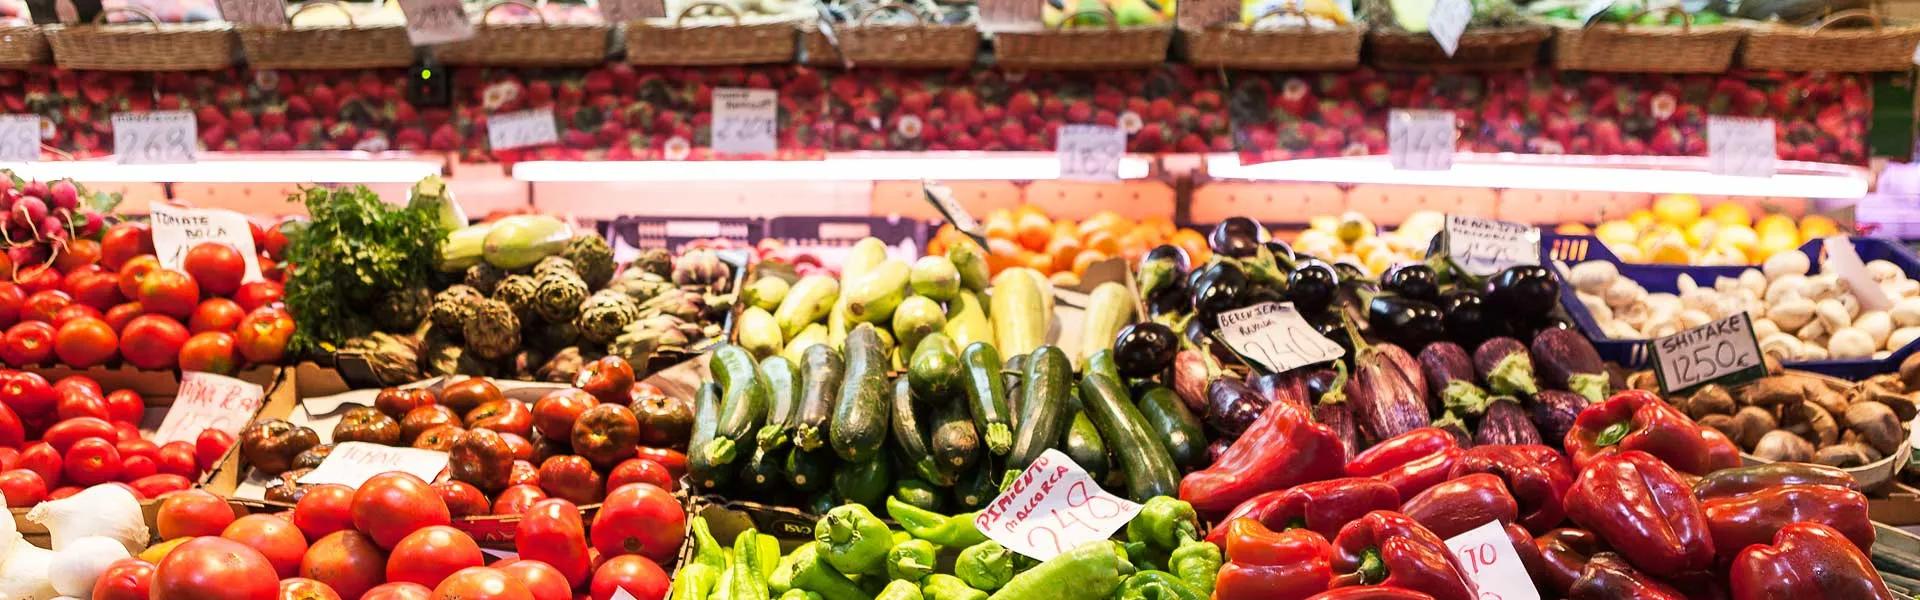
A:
537,346,591,383
462,298,522,360
610,269,675,301
534,270,590,322
341,332,422,385
423,341,495,377
373,286,431,332
564,234,616,289
576,290,643,346
534,256,577,279
493,274,539,320
631,248,673,278
527,318,581,352
672,249,732,293
429,285,486,333
465,263,505,295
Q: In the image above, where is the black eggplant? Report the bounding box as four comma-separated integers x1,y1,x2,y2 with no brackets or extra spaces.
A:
1286,262,1339,315
1148,283,1191,318
1205,377,1269,436
1138,244,1191,303
1484,265,1559,319
1303,368,1339,402
1191,261,1248,323
1367,295,1445,351
1438,289,1497,348
1331,261,1367,282
1208,217,1265,258
1382,264,1440,303
1475,396,1543,446
1310,314,1356,368
1473,337,1540,396
1530,390,1590,448
1243,284,1285,306
1206,437,1234,464
1264,240,1296,265
1531,327,1608,402
1113,322,1179,379
1418,342,1493,417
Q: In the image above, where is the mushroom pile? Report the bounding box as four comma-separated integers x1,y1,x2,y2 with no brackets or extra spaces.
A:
1656,362,1919,469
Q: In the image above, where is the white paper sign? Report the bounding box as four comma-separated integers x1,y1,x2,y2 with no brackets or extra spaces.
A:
975,449,1142,561
598,0,664,22
0,115,40,163
1427,0,1471,56
1577,0,1613,22
113,111,197,165
923,181,984,239
1444,521,1543,600
1651,312,1765,394
300,442,451,487
152,372,267,445
1820,236,1892,312
711,88,778,157
979,0,1043,33
609,588,639,600
1708,116,1776,178
1216,302,1345,374
1389,109,1454,171
1446,215,1540,277
215,0,287,25
488,108,559,151
1057,124,1126,182
151,205,265,282
399,0,475,45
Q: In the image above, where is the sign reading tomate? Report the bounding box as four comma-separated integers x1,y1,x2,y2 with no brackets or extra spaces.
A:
976,449,1142,561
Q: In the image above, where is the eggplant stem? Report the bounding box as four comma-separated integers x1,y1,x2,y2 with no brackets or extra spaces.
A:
1321,360,1350,405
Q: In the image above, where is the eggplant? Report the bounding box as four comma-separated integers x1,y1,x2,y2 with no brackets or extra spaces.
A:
1531,389,1591,447
1172,348,1215,414
1311,314,1356,368
1148,283,1191,318
1137,244,1190,303
1304,368,1339,402
1438,289,1497,348
1250,370,1310,412
1208,217,1265,258
1311,363,1362,457
1192,261,1248,324
1243,284,1285,306
1349,341,1431,445
1432,411,1475,448
1475,396,1543,446
1205,377,1270,436
1531,328,1609,402
1264,240,1296,265
1376,342,1428,401
1286,262,1340,315
1418,342,1493,417
1382,263,1440,303
1367,295,1445,353
1473,337,1540,396
1206,437,1234,464
1484,265,1560,319
1332,261,1367,282
1113,322,1179,379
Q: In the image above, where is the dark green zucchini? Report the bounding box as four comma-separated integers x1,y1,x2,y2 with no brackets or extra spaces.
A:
830,324,891,463
908,332,962,401
1004,353,1029,422
687,382,732,491
892,479,946,513
1086,348,1121,383
1062,409,1108,483
1080,374,1178,501
1136,385,1208,470
755,355,801,450
930,398,980,476
961,342,1013,456
793,343,844,452
890,376,952,486
1006,347,1071,472
737,440,780,493
953,462,1001,511
832,452,892,510
784,446,833,493
706,344,767,466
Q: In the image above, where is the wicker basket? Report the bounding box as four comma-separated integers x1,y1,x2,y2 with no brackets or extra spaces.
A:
436,1,611,66
803,2,978,69
1553,9,1744,73
238,2,415,69
1741,9,1920,72
0,25,52,67
1181,6,1362,70
46,7,236,70
626,1,797,65
1366,25,1548,71
995,7,1172,70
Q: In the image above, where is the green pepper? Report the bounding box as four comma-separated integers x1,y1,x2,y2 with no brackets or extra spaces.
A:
893,479,947,513
1120,541,1162,573
693,516,729,572
1125,497,1199,554
772,542,818,594
955,541,1013,591
756,533,784,579
921,574,988,600
1115,571,1204,600
728,530,772,600
987,541,1133,600
817,503,896,576
887,539,939,582
887,496,989,548
779,590,824,600
790,543,874,600
877,580,925,600
670,563,720,600
1166,540,1220,596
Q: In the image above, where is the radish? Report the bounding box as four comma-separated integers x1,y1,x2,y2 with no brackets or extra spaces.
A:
78,212,102,238
11,196,44,231
47,181,77,210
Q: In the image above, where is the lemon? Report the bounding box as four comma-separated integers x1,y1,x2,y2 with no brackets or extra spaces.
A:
1652,194,1703,226
141,537,192,563
1710,225,1758,258
1754,214,1797,237
1335,212,1375,245
1755,230,1800,261
1612,244,1645,262
1648,239,1694,264
1594,220,1639,248
1555,222,1593,235
1706,202,1752,227
1801,214,1841,240
1627,209,1656,228
1684,219,1719,248
1362,250,1396,274
1308,215,1338,233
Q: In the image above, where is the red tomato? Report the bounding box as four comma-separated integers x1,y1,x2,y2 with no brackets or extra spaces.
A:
497,560,571,600
104,301,144,331
42,416,115,452
156,488,237,540
16,441,60,486
0,446,16,470
279,578,344,600
178,331,240,374
260,220,290,260
236,305,294,364
104,388,144,423
119,455,157,481
69,270,124,310
432,480,490,518
51,302,102,325
492,484,546,516
498,432,534,462
234,280,285,312
15,265,61,295
432,567,533,600
61,436,120,486
190,298,247,333
116,438,159,461
47,485,79,499
0,371,55,419
607,459,674,493
0,281,24,328
117,255,160,299
152,536,280,600
93,558,156,600
516,498,592,588
0,400,20,448
50,374,100,397
362,583,434,600
388,525,485,588
112,419,140,441
352,471,452,549
536,455,604,505
300,530,389,600
196,429,236,472
137,268,201,319
155,440,198,477
531,388,598,442
20,289,72,324
121,314,189,369
1,320,55,367
0,468,48,505
128,473,193,498
632,447,688,481
54,384,109,420
223,513,310,578
293,483,356,542
184,243,246,297
55,239,103,273
590,555,670,600
100,222,153,271
592,483,685,562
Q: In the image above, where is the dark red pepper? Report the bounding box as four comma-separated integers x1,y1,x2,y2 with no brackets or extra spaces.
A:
1303,588,1436,600
1207,478,1401,545
1521,528,1603,597
1730,522,1894,600
1328,511,1474,600
1563,389,1739,476
1703,483,1873,566
1693,462,1859,500
1345,427,1461,499
1448,444,1574,534
1215,518,1335,600
1182,400,1347,513
1398,473,1519,540
1563,450,1714,579
1568,553,1689,600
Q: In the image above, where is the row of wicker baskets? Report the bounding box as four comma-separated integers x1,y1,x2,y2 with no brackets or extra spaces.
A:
0,3,1914,72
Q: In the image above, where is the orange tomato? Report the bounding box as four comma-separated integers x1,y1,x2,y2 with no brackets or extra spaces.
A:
1051,220,1078,242
1085,230,1122,257
1170,229,1210,264
1141,216,1176,238
1071,249,1109,275
1015,210,1053,252
983,209,1016,241
1046,236,1083,274
1022,251,1053,272
1078,211,1124,239
985,238,1023,274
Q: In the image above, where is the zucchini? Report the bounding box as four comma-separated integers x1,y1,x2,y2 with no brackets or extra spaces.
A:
1062,410,1108,483
757,355,801,450
930,398,980,475
1085,349,1121,384
793,344,844,452
832,452,892,510
1078,282,1136,368
954,462,1000,511
785,446,833,492
738,442,781,493
1136,386,1207,470
1004,354,1029,423
707,344,768,466
830,324,891,463
990,268,1048,359
1007,347,1071,472
943,290,993,351
908,332,963,401
961,342,1014,456
688,383,732,490
1080,374,1179,501
891,376,952,486
892,479,946,513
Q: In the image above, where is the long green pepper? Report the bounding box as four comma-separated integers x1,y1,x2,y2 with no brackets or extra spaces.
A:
1115,571,1205,600
876,580,926,600
726,530,772,600
887,539,940,582
1167,539,1220,596
816,503,896,576
921,575,988,600
955,541,1013,592
886,496,989,548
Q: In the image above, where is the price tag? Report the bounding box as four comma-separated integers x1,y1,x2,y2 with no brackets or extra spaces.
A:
1215,302,1344,374
151,205,264,282
1820,236,1892,312
1651,312,1765,395
975,449,1142,561
1389,109,1454,171
711,88,778,157
399,0,474,45
0,115,40,163
1577,0,1613,22
978,0,1043,32
1427,0,1471,56
1708,116,1776,178
152,372,266,445
609,588,639,600
1445,215,1540,277
1057,124,1126,182
1444,522,1543,600
487,108,559,151
112,111,197,165
300,442,451,487
598,0,664,22
923,180,986,246
215,0,287,25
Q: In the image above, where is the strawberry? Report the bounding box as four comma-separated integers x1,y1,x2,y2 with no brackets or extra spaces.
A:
263,131,295,151
1192,90,1222,111
1066,101,1093,124
945,88,978,114
1273,78,1313,116
195,105,226,130
259,106,288,131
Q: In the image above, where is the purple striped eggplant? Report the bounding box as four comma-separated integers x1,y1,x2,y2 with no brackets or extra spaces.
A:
1252,370,1311,412
1419,342,1495,417
1173,348,1216,414
1432,411,1475,448
1531,328,1609,402
1306,364,1361,458
1351,341,1431,445
1530,389,1591,448
1474,337,1540,396
1206,377,1270,436
1475,396,1543,445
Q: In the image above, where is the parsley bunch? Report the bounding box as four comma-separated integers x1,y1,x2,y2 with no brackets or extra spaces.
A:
283,186,448,355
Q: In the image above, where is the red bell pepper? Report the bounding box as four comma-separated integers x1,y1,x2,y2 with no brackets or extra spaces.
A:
1563,389,1739,476
1206,478,1402,545
1693,462,1859,500
1345,427,1461,499
1520,528,1603,597
1215,518,1334,600
1328,511,1475,600
1705,483,1873,565
1398,473,1519,539
1182,400,1347,513
1304,589,1435,600
1567,553,1689,600
1448,444,1574,533
1563,450,1714,579
1729,522,1894,600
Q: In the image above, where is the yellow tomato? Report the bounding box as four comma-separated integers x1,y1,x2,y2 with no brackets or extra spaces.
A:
1710,225,1759,258
1555,222,1593,235
1755,230,1800,261
1626,209,1656,228
1801,214,1841,240
1308,215,1338,233
983,209,1016,241
1336,212,1375,245
1362,250,1396,274
1683,219,1719,248
1754,214,1797,237
1652,194,1703,226
1594,220,1639,248
1706,202,1752,227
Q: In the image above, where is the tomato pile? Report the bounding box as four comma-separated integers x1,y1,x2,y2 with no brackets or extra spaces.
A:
0,372,234,506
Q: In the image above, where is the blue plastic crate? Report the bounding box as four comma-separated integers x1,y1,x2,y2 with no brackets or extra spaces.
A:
1545,234,1920,379
602,216,763,258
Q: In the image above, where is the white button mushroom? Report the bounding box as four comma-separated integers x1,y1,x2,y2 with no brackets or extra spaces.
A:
1763,250,1812,279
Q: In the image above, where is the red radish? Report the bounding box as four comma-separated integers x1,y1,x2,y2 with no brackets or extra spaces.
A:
49,180,77,210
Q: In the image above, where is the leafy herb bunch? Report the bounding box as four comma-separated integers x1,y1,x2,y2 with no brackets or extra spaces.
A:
283,186,449,355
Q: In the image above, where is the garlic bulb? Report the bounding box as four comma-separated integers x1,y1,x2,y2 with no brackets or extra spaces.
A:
25,484,148,554
49,536,130,597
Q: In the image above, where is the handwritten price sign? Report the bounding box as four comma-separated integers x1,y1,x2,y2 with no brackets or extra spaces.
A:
1427,0,1471,56
1056,124,1125,182
113,111,197,165
1444,521,1542,600
0,115,40,163
1708,116,1776,178
215,0,287,25
976,449,1141,561
399,0,474,45
151,205,264,282
1215,302,1344,374
151,372,266,445
711,88,778,157
1444,215,1539,277
488,108,559,151
300,442,450,487
1389,109,1454,171
1651,312,1765,395
599,0,664,22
